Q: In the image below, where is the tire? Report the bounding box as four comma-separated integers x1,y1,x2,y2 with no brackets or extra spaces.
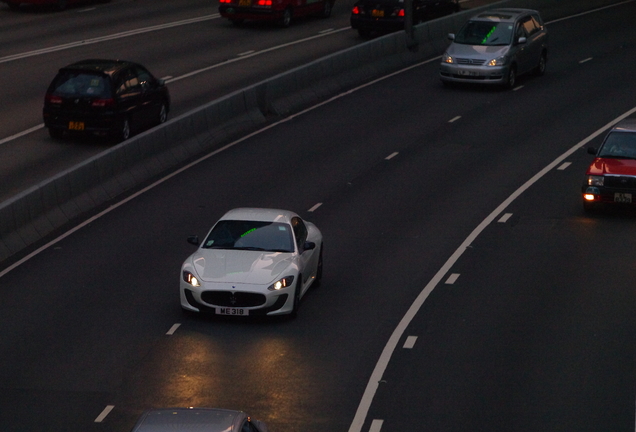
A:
290,275,302,317
48,128,64,140
157,103,168,125
279,8,292,27
57,0,67,10
319,0,332,18
504,65,517,89
313,246,323,287
534,51,547,76
113,118,131,142
230,18,244,25
357,28,372,38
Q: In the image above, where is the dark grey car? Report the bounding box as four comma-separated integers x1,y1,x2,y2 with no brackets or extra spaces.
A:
439,8,548,88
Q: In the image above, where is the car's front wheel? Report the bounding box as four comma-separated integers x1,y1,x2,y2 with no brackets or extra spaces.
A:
314,245,323,287
290,275,302,317
504,66,516,89
534,51,547,76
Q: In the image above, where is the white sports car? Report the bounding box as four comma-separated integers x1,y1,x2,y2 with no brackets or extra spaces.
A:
180,208,323,317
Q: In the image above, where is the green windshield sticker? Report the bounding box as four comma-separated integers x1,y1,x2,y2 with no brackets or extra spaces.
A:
482,26,496,44
241,228,257,238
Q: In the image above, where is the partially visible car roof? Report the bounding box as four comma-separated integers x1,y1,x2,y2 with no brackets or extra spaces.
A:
130,408,246,432
219,208,300,224
58,59,136,76
610,118,636,133
469,8,539,23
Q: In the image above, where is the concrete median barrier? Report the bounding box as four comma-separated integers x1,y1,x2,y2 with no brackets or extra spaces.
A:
0,0,625,267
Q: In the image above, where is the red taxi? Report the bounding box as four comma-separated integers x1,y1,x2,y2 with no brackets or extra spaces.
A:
219,0,334,27
582,119,636,212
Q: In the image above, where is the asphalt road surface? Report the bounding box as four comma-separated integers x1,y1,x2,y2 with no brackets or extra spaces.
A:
0,1,635,432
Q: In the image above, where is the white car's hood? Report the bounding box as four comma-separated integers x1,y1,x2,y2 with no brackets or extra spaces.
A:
447,43,510,60
191,249,293,284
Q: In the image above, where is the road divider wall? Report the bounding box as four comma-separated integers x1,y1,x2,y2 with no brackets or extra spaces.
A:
0,0,624,266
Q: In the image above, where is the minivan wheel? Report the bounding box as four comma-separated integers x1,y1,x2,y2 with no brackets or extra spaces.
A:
505,66,516,89
534,52,547,76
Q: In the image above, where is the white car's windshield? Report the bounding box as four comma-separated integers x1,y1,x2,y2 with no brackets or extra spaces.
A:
455,21,513,46
203,220,294,252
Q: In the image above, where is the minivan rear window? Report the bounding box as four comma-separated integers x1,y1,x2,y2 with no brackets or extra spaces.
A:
50,72,111,98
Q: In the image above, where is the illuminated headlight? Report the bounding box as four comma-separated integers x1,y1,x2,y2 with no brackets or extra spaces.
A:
442,52,454,64
587,175,604,186
183,271,201,287
486,56,506,67
268,276,294,291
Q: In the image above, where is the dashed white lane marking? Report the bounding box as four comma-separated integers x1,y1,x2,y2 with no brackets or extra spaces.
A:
449,116,461,123
308,203,322,212
403,336,417,349
445,273,460,284
166,323,181,335
385,152,399,160
498,213,513,223
513,85,524,91
369,419,384,432
0,124,44,147
238,50,255,56
319,28,335,34
579,57,593,64
557,162,572,170
94,405,114,423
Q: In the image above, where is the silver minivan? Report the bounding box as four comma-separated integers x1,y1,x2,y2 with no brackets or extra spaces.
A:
439,8,548,88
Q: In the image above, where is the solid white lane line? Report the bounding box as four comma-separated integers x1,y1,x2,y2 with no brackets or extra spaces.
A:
448,116,461,123
166,27,349,84
347,107,636,432
94,405,114,423
369,419,384,432
403,336,417,349
579,57,593,64
385,152,399,160
445,273,460,284
308,203,323,212
0,124,44,147
166,323,181,335
498,213,513,223
557,162,572,170
0,15,221,64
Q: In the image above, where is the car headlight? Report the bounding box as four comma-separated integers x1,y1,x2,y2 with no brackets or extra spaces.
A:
183,271,201,287
587,175,604,186
486,56,506,67
268,276,295,291
442,52,454,64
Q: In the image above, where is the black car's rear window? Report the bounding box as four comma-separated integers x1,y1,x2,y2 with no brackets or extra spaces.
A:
50,71,111,98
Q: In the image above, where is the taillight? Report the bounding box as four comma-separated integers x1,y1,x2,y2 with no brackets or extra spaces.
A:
397,8,404,16
45,94,62,104
352,5,360,14
255,0,272,6
219,0,231,3
91,98,115,108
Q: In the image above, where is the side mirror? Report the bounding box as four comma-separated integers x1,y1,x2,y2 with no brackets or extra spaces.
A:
302,241,316,252
157,78,165,86
516,36,527,45
587,147,598,155
187,235,200,246
447,33,455,41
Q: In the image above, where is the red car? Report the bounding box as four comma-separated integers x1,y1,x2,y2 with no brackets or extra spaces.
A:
3,0,109,10
582,118,636,212
219,0,334,27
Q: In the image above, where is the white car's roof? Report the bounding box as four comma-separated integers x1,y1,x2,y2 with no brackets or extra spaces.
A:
131,408,245,432
219,208,299,224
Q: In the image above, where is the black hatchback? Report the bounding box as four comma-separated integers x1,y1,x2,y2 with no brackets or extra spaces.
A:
43,59,170,142
350,0,459,37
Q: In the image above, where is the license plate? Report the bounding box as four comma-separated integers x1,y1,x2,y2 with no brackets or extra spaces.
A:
68,121,84,131
371,9,384,17
459,69,477,76
239,0,250,6
216,307,249,316
614,192,632,203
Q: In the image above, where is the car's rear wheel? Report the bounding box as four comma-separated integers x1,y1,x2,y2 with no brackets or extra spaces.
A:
48,128,64,140
279,8,292,27
113,118,131,142
358,28,372,38
319,0,332,18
